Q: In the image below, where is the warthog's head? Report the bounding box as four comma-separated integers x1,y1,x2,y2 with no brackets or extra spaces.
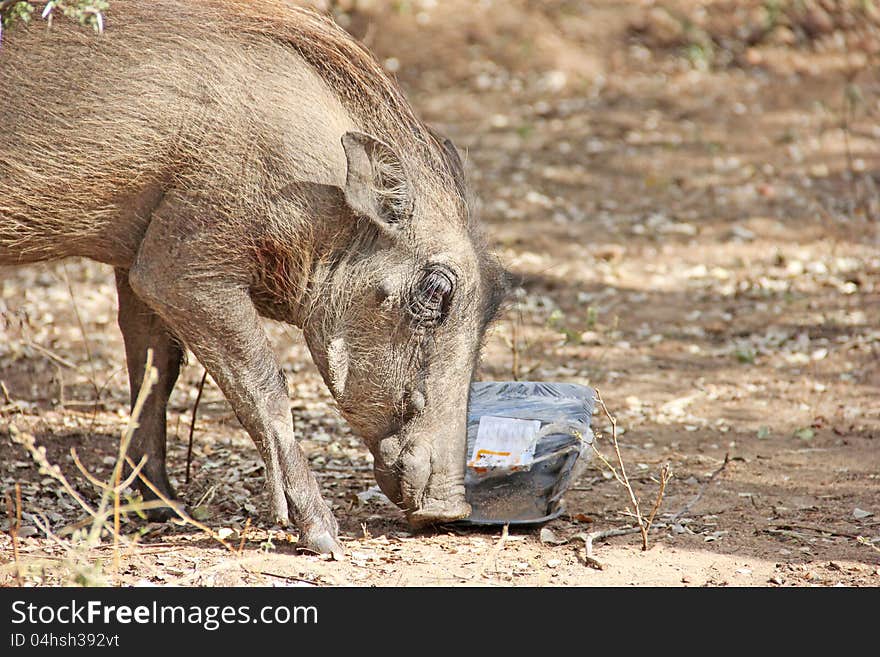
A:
303,130,506,528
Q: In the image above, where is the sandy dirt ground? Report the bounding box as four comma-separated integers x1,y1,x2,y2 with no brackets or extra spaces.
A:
1,0,879,587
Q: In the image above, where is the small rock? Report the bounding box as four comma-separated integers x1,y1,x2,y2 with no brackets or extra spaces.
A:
355,486,392,506
579,331,602,345
539,527,566,545
853,508,873,519
729,225,756,241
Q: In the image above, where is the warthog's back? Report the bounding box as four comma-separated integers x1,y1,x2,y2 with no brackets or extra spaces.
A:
0,1,444,268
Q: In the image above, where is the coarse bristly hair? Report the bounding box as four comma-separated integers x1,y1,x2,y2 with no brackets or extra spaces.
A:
0,0,506,321
0,2,477,247
217,1,464,195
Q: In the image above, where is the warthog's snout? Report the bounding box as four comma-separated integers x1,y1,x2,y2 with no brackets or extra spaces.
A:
372,436,471,528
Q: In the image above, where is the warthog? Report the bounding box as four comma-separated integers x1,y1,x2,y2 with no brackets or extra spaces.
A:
0,0,506,557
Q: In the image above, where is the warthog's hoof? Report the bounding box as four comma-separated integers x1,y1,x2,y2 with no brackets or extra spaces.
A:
143,499,185,523
297,530,345,560
407,499,471,529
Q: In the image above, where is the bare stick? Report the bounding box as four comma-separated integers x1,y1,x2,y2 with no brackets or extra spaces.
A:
69,449,113,490
771,523,861,540
238,517,251,555
569,531,611,570
667,453,730,524
255,571,321,586
57,499,181,536
857,537,880,554
645,464,672,532
0,380,12,405
477,523,510,578
59,399,110,409
70,448,147,493
30,512,73,553
570,457,721,563
0,380,21,414
52,360,66,408
591,444,629,488
113,454,122,579
594,389,648,549
23,340,78,370
186,369,208,485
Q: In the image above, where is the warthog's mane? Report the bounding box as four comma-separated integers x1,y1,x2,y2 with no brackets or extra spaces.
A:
217,1,461,199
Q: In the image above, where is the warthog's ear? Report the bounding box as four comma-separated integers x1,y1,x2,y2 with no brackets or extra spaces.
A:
341,131,414,233
428,125,468,201
440,137,465,178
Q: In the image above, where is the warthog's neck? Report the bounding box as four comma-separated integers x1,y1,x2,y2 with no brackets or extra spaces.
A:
250,182,358,330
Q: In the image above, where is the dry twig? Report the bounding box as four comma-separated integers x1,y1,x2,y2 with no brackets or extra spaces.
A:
0,380,13,405
186,369,208,485
238,517,252,555
771,523,860,540
70,448,147,494
477,522,510,578
592,389,671,551
857,537,880,554
667,453,730,524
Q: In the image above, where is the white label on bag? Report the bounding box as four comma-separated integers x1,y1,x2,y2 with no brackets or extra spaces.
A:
469,416,542,470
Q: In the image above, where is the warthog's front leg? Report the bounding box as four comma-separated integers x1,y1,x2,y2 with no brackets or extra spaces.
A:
125,199,342,558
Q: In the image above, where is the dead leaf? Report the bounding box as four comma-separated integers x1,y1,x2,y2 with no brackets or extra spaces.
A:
191,505,212,521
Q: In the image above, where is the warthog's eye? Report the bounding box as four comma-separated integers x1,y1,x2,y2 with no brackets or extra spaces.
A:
409,266,455,325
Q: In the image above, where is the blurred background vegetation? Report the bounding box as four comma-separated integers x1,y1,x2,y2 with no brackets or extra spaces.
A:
0,0,108,36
